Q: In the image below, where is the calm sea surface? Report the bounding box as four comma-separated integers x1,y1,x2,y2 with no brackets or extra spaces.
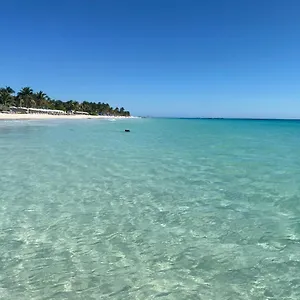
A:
0,118,300,299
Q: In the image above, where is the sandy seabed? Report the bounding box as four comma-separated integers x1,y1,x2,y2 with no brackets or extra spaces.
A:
0,113,137,120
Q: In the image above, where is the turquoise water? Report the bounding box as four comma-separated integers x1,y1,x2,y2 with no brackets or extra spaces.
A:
0,118,300,299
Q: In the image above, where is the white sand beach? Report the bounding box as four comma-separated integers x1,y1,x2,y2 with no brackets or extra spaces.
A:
0,113,137,120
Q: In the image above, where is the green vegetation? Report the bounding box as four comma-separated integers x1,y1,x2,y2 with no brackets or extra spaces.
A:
0,86,130,116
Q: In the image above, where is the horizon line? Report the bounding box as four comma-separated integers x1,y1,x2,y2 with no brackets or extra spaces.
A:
139,116,300,121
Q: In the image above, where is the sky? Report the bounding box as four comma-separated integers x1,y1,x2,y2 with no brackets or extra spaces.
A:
0,0,299,118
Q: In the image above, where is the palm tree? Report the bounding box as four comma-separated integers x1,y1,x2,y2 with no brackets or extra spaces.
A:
34,91,48,108
0,88,14,107
73,101,80,111
17,87,35,108
1,85,131,115
5,86,15,95
101,103,111,115
64,100,80,112
81,101,90,112
51,100,65,111
114,107,120,116
45,98,55,109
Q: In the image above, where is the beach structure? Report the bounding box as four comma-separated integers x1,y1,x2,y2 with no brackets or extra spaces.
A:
29,108,66,115
66,110,89,115
10,107,28,114
74,111,89,115
10,107,66,115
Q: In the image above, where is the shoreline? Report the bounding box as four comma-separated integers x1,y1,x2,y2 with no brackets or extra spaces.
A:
0,113,137,121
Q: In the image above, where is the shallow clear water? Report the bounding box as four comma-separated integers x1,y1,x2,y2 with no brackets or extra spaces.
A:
0,118,300,299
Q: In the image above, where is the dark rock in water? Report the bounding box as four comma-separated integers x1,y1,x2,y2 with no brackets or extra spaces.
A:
125,129,130,132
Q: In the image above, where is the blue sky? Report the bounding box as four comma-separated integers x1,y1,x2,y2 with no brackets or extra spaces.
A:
1,0,299,117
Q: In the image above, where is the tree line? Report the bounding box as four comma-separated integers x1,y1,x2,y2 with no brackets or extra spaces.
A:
0,86,130,116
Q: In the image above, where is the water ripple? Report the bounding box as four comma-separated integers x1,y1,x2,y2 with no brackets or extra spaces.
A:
0,119,300,299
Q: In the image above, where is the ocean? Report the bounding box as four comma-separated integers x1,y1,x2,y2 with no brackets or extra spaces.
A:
0,118,300,299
